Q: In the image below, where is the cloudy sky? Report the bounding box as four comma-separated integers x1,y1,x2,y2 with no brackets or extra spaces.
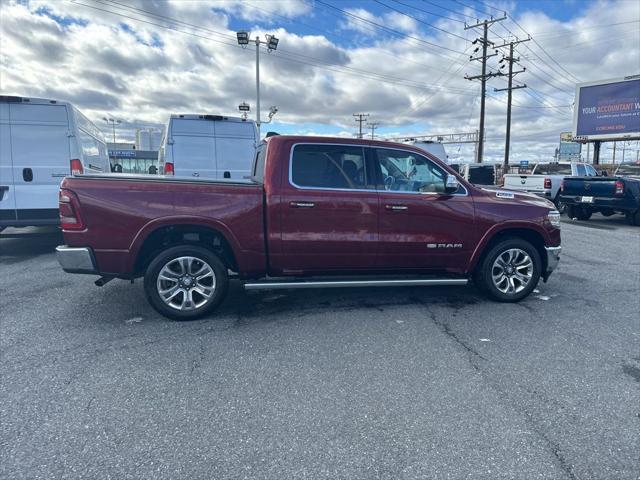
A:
1,0,639,162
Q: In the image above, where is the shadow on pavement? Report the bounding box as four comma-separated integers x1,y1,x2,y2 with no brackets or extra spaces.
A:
0,227,63,259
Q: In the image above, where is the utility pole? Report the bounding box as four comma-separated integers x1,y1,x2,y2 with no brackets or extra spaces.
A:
494,38,529,169
465,15,506,163
353,113,369,139
368,122,379,140
612,141,616,164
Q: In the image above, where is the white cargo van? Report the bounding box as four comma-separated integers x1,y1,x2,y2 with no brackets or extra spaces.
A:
401,140,448,162
0,96,110,228
159,114,259,179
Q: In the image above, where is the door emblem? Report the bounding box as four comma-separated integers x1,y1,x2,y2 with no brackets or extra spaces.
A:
427,243,463,249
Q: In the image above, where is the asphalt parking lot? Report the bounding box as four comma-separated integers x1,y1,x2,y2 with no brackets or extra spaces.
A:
1,216,639,480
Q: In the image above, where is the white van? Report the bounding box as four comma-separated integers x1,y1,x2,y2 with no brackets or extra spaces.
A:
0,96,110,228
401,140,448,163
159,114,259,179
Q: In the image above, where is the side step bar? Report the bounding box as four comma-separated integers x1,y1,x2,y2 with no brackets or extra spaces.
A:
244,278,468,291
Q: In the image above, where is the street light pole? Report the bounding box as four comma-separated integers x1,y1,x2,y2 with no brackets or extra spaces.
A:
102,117,120,143
237,31,279,138
255,36,261,134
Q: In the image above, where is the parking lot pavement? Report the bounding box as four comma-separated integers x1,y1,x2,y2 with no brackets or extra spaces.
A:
1,219,639,480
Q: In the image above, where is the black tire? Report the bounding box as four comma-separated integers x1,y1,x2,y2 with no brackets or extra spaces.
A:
567,205,592,221
476,238,542,303
144,245,229,320
553,194,566,214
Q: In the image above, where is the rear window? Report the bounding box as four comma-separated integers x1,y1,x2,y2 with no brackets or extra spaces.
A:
291,144,367,189
534,164,572,175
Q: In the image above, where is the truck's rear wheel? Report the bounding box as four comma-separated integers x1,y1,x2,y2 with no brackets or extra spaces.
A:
567,205,592,221
144,245,228,320
553,194,566,214
476,238,541,302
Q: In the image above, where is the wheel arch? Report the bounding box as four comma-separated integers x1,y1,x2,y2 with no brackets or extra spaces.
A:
130,218,240,276
469,225,549,275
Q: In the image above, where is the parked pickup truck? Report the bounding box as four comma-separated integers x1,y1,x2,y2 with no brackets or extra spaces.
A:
56,136,562,320
559,175,640,225
503,162,598,211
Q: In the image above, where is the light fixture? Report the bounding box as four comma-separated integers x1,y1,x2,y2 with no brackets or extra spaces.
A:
266,35,279,51
236,30,250,46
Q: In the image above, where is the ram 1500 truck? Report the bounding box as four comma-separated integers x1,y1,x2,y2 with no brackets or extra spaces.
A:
503,162,598,212
559,175,640,225
56,136,562,320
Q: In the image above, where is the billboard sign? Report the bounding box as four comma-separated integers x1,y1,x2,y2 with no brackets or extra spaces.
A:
573,75,640,141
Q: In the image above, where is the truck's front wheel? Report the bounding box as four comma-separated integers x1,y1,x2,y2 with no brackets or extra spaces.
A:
476,238,541,302
144,245,229,320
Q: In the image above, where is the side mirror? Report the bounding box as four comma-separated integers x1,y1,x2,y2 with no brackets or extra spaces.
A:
444,174,459,194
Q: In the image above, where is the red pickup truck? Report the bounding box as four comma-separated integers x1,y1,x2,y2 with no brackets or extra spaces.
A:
56,136,561,320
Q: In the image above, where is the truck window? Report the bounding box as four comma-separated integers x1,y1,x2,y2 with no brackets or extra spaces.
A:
535,164,572,175
576,164,586,176
291,144,366,189
375,148,447,193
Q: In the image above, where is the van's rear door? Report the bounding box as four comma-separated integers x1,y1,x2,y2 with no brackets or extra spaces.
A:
10,102,70,222
214,120,256,179
0,102,17,224
170,118,216,178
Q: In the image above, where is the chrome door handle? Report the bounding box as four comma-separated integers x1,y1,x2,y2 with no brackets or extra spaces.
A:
385,204,408,211
290,201,315,208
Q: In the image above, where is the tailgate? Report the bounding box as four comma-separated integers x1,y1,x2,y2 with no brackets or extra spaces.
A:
562,177,616,197
503,174,545,191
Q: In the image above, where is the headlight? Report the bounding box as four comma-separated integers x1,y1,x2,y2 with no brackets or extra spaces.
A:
547,210,561,228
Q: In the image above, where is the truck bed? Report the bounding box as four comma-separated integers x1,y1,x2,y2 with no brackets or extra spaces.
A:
60,174,266,276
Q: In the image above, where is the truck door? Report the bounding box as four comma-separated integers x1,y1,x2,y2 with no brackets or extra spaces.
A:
373,147,476,272
10,103,70,222
275,143,379,274
0,102,16,223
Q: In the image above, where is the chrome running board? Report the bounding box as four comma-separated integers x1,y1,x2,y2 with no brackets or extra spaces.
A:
243,278,468,291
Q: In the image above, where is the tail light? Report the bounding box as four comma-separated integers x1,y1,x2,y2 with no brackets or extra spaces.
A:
544,177,552,189
560,180,564,193
59,189,85,230
164,162,174,175
614,180,624,196
70,159,83,175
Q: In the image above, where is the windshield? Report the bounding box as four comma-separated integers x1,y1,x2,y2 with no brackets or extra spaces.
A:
615,164,640,177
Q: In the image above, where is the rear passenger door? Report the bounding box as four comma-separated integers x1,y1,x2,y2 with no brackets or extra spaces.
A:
274,143,379,274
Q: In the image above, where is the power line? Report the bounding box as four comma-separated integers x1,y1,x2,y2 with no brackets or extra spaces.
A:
76,0,478,97
373,0,469,39
315,0,467,58
420,0,476,20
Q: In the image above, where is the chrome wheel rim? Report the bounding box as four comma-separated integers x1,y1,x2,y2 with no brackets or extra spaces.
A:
156,256,216,311
491,248,533,295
